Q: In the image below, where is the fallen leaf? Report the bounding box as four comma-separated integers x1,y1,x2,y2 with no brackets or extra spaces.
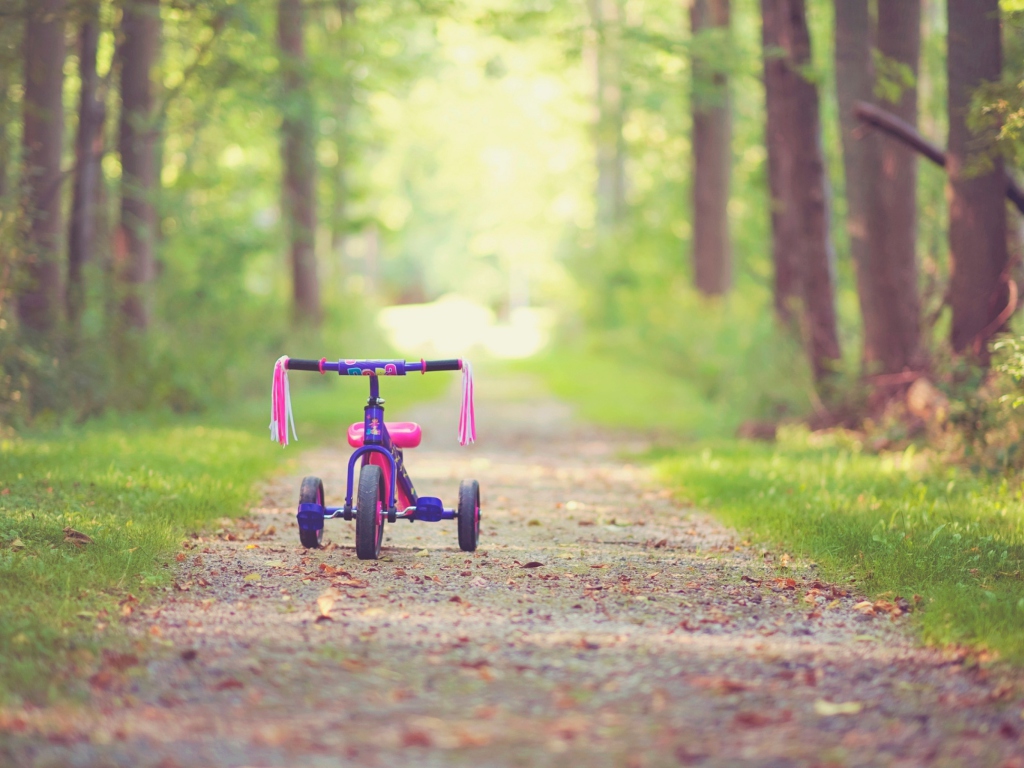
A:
334,578,368,588
527,520,541,526
173,581,192,592
243,573,262,582
261,525,276,537
521,562,544,569
734,711,772,728
317,588,341,618
814,699,862,716
63,528,93,546
590,564,608,569
415,549,430,557
401,728,433,748
470,576,487,587
853,601,876,615
449,595,463,603
265,560,285,568
9,538,24,550
691,676,751,694
213,677,244,691
102,651,139,670
175,552,187,562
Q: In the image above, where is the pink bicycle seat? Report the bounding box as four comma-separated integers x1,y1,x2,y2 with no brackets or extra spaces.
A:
347,421,422,449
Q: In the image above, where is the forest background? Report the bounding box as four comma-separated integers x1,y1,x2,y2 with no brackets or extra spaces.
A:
5,0,1024,699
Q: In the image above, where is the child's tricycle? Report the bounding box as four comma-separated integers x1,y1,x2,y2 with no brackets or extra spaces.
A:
270,356,479,560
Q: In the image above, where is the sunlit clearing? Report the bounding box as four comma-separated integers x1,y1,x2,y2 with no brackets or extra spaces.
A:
377,295,555,359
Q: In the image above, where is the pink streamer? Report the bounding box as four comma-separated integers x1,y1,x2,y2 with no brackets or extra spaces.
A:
270,356,297,446
459,360,476,446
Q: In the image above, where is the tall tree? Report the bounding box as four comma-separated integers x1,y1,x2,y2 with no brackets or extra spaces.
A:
690,0,731,296
947,0,1008,361
761,0,840,384
331,0,356,261
587,0,626,228
118,0,161,330
833,0,877,366
279,0,321,324
18,0,66,335
863,0,922,375
68,0,106,334
762,0,797,322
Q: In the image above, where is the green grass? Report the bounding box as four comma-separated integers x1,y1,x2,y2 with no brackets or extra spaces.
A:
526,350,1024,661
0,370,449,704
659,436,1024,660
515,348,737,439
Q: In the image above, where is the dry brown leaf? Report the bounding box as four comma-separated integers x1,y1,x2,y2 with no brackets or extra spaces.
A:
521,562,544,569
63,527,93,546
317,588,341,618
213,677,244,691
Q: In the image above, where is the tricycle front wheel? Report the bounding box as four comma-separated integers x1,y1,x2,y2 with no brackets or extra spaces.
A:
457,479,480,552
356,464,384,560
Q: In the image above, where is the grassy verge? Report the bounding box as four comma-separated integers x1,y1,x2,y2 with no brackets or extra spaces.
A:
526,350,1024,662
657,435,1024,661
514,348,736,439
0,371,448,704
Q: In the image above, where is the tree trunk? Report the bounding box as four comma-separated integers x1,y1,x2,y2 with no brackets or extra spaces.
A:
862,0,922,375
118,0,160,331
833,0,878,368
588,0,626,229
18,0,66,336
331,0,356,290
0,66,11,204
279,0,321,325
761,0,798,323
761,0,840,384
68,1,105,335
947,0,1008,361
690,0,731,296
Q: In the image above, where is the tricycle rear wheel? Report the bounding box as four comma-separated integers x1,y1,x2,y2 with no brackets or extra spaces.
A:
298,476,324,549
356,464,384,560
457,479,480,552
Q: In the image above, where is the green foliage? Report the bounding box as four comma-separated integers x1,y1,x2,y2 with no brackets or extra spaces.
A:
658,435,1024,661
0,423,276,703
524,323,811,440
872,49,917,105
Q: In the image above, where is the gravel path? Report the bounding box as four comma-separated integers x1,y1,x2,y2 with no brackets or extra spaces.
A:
4,372,1024,767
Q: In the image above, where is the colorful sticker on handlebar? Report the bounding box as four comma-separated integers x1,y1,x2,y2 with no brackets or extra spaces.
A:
344,360,403,376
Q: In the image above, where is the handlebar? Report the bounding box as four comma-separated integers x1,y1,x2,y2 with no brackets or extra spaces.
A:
285,358,462,375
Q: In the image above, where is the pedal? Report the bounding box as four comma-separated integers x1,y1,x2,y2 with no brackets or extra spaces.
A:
413,496,445,522
296,502,325,532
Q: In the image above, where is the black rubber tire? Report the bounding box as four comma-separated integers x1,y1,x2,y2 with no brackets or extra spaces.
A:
457,479,480,552
356,464,384,560
298,476,324,549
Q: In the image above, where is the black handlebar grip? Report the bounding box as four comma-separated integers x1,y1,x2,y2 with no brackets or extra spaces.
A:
424,359,461,372
287,359,321,371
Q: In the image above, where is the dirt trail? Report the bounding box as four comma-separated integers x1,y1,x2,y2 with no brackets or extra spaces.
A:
5,372,1024,767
